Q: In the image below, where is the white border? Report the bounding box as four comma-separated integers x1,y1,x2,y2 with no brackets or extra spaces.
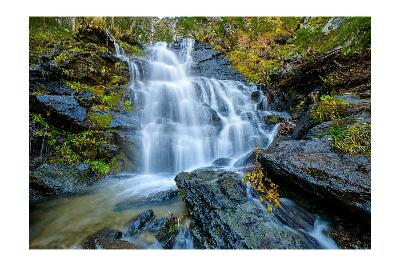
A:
1,0,399,265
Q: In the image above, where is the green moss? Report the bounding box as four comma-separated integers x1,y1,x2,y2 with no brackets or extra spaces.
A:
332,124,371,156
87,160,110,175
101,93,122,109
119,41,144,56
124,99,133,112
311,95,349,123
88,112,113,128
264,114,284,124
110,152,133,173
111,75,127,85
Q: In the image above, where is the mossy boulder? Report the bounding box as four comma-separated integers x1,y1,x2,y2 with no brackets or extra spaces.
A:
30,163,98,197
175,169,320,248
259,138,371,216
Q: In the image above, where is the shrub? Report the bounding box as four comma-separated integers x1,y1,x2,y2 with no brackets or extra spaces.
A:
243,148,280,212
311,95,348,123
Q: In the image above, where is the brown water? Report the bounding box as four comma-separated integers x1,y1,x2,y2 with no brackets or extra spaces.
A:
29,174,184,249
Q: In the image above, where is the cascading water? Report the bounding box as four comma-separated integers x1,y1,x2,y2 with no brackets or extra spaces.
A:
115,39,275,175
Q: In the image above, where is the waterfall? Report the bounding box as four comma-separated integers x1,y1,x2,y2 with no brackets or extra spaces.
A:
114,38,276,175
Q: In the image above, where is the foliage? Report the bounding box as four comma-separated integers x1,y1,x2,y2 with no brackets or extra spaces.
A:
119,41,144,56
264,114,285,124
318,123,371,156
87,159,110,175
311,95,349,123
124,99,133,112
88,112,113,128
332,124,371,156
243,148,280,212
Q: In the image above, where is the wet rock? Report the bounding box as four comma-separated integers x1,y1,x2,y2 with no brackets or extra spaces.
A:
291,107,315,140
233,151,255,167
31,95,87,131
259,138,371,216
200,104,222,128
212,157,232,166
108,111,141,130
175,169,320,249
126,209,155,236
186,41,246,81
76,91,96,107
263,114,286,125
29,163,98,196
251,90,261,101
81,228,137,249
154,215,180,249
143,218,168,233
31,81,75,96
115,189,179,211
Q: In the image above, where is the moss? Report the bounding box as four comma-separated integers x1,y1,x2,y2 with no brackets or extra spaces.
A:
88,112,113,128
119,41,144,56
318,123,371,156
264,114,284,124
110,152,133,173
332,124,371,156
111,75,128,85
87,159,110,175
124,99,133,112
311,95,349,123
101,93,122,109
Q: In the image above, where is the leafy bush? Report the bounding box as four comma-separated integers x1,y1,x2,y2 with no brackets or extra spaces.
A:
243,148,280,212
311,95,349,123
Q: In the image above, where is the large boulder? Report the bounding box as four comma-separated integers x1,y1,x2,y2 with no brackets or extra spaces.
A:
175,169,320,249
259,138,371,216
31,95,87,131
29,163,98,197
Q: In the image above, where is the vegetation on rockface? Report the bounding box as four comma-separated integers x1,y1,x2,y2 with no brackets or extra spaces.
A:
30,16,370,85
30,113,125,175
318,123,371,156
311,95,349,123
243,148,280,212
29,17,139,177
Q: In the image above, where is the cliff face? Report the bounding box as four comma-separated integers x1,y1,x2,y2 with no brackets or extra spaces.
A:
29,20,142,201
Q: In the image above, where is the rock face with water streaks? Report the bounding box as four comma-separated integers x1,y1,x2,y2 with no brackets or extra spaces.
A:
259,138,371,216
172,40,246,81
175,169,320,249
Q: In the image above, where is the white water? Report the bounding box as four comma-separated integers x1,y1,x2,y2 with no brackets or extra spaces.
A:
115,39,275,175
